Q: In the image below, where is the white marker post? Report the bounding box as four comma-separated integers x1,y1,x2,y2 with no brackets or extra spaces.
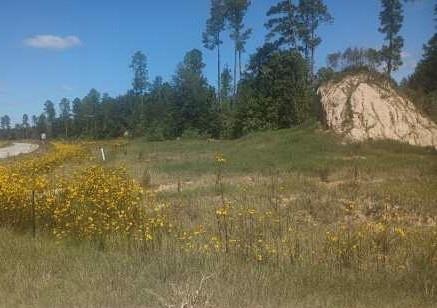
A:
100,147,106,161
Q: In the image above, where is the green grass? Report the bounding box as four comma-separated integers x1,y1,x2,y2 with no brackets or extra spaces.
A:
121,126,435,175
1,127,437,307
0,229,435,308
108,127,436,211
0,141,10,149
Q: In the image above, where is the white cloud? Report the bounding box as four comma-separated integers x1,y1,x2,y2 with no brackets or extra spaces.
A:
24,35,82,50
61,85,73,91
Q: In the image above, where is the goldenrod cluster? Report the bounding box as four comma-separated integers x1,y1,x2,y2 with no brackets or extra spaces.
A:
51,166,169,243
172,198,436,268
0,143,87,230
0,143,170,246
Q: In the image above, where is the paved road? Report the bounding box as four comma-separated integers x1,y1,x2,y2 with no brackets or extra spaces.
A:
0,143,39,159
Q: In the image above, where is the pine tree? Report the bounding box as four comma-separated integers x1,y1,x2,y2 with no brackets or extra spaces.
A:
71,98,82,136
130,51,149,95
0,115,11,130
44,100,56,137
225,0,252,94
434,3,437,28
379,0,404,78
31,115,37,128
237,50,312,132
22,114,29,138
130,51,149,134
82,89,101,137
203,0,226,102
59,98,71,137
220,65,233,102
326,52,342,70
172,49,216,136
265,0,299,49
297,0,333,79
408,3,437,96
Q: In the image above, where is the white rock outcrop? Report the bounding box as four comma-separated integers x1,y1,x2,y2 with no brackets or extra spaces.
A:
318,73,437,149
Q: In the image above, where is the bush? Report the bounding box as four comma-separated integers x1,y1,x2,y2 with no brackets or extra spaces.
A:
235,50,315,134
146,125,166,142
181,128,210,140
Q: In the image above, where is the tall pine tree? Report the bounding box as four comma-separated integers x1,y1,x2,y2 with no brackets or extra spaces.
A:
408,4,437,95
59,98,71,138
44,100,56,137
203,0,226,103
225,0,252,95
172,49,216,136
265,0,299,49
220,65,233,102
130,51,149,95
130,51,149,134
297,0,333,79
434,3,437,28
379,0,404,78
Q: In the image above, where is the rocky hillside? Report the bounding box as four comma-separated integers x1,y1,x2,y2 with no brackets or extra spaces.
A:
318,73,437,149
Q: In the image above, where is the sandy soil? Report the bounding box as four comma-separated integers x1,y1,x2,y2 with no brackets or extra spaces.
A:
0,142,39,159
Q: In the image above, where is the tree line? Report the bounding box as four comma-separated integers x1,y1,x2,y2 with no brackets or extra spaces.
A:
1,0,435,140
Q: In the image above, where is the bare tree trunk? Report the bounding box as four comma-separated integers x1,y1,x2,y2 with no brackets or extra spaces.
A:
233,47,237,97
217,32,221,104
310,28,315,81
387,33,393,78
239,50,242,82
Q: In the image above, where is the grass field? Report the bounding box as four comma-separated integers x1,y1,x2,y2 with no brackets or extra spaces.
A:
1,127,436,307
0,141,10,148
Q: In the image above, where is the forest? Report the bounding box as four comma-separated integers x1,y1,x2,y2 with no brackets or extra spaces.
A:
1,0,436,140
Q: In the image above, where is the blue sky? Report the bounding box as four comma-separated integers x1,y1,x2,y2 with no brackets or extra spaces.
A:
0,0,434,123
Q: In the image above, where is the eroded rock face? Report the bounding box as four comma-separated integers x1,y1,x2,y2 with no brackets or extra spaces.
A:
318,73,437,149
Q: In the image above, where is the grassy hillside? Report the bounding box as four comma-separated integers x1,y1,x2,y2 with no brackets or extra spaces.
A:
1,127,436,307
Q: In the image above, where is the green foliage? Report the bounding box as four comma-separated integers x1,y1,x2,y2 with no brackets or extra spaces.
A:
316,67,335,85
171,49,219,138
225,0,252,91
203,0,227,102
435,3,437,26
297,0,333,76
265,0,333,78
0,115,11,130
379,0,404,77
220,65,233,102
43,100,56,123
21,114,29,128
265,0,299,49
403,34,437,120
59,98,71,138
320,47,383,83
43,100,56,137
145,124,166,142
408,34,437,94
181,128,210,140
235,50,314,135
225,0,252,54
203,0,226,51
129,51,149,95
